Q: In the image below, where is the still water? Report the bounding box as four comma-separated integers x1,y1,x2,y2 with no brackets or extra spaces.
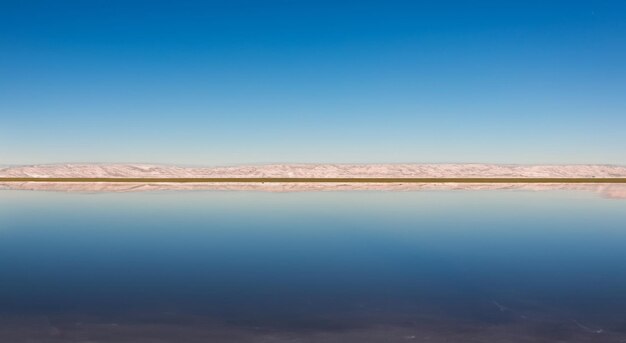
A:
1,190,625,342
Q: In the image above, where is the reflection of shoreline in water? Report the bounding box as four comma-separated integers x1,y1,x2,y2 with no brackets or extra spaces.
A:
1,182,625,199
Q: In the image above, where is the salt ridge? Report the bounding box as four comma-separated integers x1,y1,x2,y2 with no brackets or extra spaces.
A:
1,163,626,178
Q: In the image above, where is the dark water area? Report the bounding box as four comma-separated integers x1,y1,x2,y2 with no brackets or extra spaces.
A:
1,190,625,342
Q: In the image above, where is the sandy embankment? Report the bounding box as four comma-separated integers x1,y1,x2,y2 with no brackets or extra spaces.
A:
0,163,625,198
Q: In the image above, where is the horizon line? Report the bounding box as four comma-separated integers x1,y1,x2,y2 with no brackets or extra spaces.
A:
1,178,626,184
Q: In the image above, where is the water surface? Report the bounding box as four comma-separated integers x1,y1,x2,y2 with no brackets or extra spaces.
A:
1,190,625,342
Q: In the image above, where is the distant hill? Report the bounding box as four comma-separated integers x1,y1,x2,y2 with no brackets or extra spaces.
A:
1,163,626,178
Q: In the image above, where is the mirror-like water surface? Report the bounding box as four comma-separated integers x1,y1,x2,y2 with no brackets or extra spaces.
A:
1,190,625,342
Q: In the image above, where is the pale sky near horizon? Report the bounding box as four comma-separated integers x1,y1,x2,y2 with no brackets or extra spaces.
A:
1,1,625,166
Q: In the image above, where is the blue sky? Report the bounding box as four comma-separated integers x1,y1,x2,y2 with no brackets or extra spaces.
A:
1,1,625,165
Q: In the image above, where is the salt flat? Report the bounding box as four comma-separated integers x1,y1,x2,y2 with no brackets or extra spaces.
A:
1,163,625,198
1,163,626,178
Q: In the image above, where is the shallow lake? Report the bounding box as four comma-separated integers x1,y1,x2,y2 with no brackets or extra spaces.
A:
1,190,625,342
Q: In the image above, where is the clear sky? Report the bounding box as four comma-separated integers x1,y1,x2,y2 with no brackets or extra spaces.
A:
1,1,625,166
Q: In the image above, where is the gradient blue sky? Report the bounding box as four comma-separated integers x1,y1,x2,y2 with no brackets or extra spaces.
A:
1,1,625,166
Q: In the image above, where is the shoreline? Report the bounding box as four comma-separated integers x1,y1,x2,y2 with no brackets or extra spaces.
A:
1,177,626,183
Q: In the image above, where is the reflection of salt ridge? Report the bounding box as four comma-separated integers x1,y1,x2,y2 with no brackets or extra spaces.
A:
1,182,625,199
2,163,626,178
